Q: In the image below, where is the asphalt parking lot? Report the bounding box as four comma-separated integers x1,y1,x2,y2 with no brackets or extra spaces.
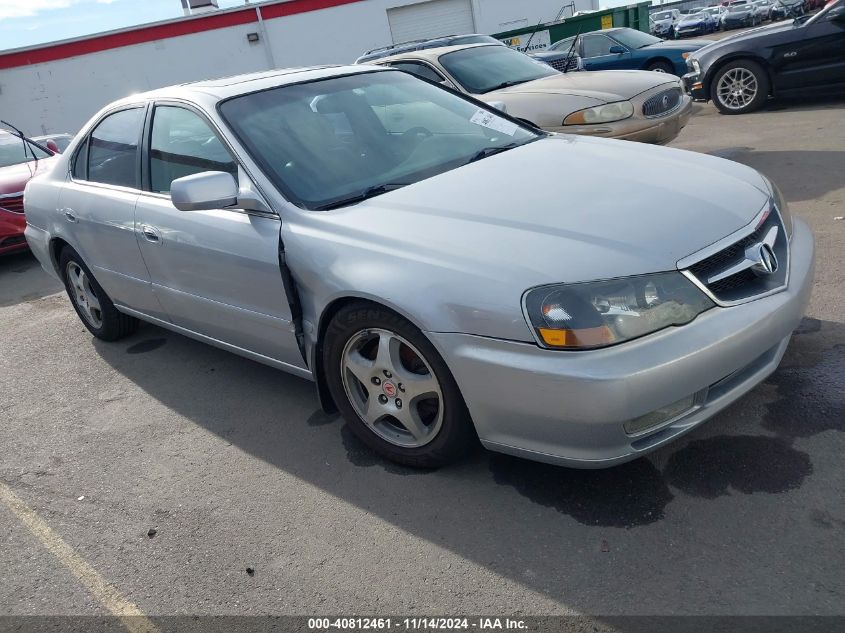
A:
2,96,844,626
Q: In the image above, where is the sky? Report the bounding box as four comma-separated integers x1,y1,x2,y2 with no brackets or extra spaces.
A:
0,0,645,53
0,0,249,52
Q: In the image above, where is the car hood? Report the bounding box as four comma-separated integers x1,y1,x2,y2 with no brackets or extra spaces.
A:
695,20,793,55
345,135,770,286
645,39,714,50
0,157,57,195
491,70,675,102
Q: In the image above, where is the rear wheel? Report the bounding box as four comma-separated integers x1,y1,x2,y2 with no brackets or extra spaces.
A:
711,59,770,114
59,246,138,341
324,302,475,468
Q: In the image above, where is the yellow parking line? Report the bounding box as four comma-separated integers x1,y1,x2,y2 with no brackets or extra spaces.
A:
0,481,160,633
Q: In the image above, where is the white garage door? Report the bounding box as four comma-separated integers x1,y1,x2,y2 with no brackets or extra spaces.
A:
387,0,475,44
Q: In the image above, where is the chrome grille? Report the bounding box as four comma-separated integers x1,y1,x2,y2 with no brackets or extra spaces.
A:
683,203,789,305
642,87,683,118
0,193,24,214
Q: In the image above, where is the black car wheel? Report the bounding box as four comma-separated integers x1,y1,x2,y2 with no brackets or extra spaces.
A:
712,59,770,114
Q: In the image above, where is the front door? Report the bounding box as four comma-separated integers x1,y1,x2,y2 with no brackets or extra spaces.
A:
772,8,845,92
133,103,304,369
581,33,633,70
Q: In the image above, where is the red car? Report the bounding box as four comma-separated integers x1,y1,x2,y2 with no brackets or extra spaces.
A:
1,130,58,255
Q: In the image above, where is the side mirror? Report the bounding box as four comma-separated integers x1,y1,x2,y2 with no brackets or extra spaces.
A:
171,171,238,211
487,101,508,113
46,139,60,153
609,45,626,54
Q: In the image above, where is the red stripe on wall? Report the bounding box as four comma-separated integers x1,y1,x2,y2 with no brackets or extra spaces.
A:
0,0,364,70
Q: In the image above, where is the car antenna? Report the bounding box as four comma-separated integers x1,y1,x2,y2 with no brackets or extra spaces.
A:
0,119,36,177
562,26,582,74
521,19,543,54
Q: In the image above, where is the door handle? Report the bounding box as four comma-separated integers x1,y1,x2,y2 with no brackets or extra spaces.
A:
63,208,77,223
140,224,162,244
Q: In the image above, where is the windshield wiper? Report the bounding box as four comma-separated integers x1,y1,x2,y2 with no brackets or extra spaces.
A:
316,183,408,210
464,142,521,166
483,79,529,93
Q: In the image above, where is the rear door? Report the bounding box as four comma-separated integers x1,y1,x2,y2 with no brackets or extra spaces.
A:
133,102,304,369
58,105,163,317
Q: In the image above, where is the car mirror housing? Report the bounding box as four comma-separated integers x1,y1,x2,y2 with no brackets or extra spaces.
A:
171,171,238,211
609,45,626,54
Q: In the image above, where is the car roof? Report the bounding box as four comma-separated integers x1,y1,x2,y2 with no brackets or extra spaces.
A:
375,42,503,64
103,64,385,109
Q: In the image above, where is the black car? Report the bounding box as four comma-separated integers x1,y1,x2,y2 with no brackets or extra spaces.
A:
722,1,763,29
683,0,845,113
356,34,502,63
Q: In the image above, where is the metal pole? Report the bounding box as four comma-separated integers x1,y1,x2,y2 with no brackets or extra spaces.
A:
255,6,276,69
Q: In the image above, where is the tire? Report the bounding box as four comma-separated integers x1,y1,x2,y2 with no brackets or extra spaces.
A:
647,60,674,74
59,245,139,341
323,301,475,468
711,59,770,114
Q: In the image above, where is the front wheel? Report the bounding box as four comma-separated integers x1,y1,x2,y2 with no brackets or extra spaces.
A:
60,246,139,341
712,59,770,114
647,60,674,73
323,302,475,468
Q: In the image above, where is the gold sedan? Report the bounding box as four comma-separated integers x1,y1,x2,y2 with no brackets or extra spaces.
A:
370,43,693,144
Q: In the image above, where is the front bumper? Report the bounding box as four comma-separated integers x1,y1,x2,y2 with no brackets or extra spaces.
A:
550,94,693,144
682,70,707,101
429,217,815,468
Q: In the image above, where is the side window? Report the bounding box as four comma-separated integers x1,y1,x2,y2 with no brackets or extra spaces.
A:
550,36,576,52
149,106,237,194
582,35,615,58
389,62,447,84
72,137,88,180
87,108,144,188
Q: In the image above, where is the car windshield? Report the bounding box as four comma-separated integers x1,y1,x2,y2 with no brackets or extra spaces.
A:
0,133,51,168
685,12,707,19
548,37,577,52
438,45,558,94
729,4,750,11
611,29,661,48
219,70,539,210
653,11,674,19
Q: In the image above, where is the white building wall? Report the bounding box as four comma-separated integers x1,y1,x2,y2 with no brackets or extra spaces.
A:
0,0,594,136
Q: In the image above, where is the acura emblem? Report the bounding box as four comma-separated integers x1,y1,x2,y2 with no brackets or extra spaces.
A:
751,243,778,276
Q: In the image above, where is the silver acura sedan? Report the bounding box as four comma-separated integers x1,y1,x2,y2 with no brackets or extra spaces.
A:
24,65,814,469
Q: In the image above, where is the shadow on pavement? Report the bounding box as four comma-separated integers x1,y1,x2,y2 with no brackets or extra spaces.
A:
92,316,845,615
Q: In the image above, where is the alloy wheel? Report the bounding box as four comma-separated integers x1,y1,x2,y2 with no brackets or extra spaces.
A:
341,328,443,448
715,67,758,111
66,262,103,328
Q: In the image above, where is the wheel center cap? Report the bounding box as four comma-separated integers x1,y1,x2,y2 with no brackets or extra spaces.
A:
382,382,397,398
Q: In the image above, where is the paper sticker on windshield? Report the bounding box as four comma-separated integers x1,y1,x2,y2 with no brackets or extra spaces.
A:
470,109,518,136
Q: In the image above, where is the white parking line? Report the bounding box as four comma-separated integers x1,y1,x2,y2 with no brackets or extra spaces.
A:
0,481,160,633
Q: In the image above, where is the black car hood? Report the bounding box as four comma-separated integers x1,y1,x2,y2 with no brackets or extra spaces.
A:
696,20,794,55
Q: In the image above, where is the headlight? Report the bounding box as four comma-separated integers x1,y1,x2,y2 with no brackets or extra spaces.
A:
764,176,792,237
690,58,701,73
563,101,634,126
523,272,715,350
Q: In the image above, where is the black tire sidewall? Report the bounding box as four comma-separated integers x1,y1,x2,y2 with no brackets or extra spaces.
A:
59,246,135,341
711,60,770,114
323,302,474,468
648,60,674,73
